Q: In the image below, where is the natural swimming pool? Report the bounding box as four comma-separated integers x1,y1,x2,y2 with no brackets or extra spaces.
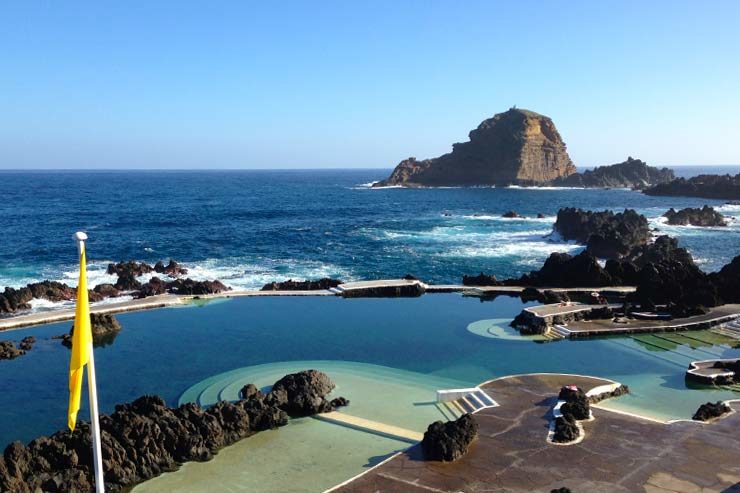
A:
2,294,739,491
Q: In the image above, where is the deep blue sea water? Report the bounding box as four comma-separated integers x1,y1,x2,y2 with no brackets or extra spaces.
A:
1,167,739,300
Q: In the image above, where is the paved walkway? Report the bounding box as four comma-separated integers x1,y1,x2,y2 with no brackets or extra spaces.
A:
565,304,740,337
314,412,424,443
333,373,740,493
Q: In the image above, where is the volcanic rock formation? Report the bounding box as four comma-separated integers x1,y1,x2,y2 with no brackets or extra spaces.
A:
550,157,675,189
421,414,478,461
644,173,740,200
374,108,576,187
261,278,342,291
0,370,347,492
60,313,123,348
553,207,651,258
663,206,728,227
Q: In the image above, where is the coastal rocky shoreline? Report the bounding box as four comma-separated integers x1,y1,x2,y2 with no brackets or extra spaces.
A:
0,370,348,492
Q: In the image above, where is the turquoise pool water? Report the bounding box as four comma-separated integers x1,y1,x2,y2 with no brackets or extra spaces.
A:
1,294,739,491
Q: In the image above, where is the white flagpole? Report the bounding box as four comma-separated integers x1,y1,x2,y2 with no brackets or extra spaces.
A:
75,232,106,493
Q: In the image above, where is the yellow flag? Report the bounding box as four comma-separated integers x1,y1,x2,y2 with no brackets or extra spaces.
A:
68,245,92,431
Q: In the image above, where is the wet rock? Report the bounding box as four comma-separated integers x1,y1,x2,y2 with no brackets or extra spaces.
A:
502,210,520,218
537,213,546,218
153,260,188,277
644,173,740,200
421,414,478,462
61,314,122,348
553,208,651,258
113,273,141,292
692,401,731,421
0,281,77,315
663,206,727,227
551,156,674,189
106,261,154,278
166,278,230,296
510,251,613,287
93,284,120,299
18,336,35,351
134,277,168,298
374,108,575,188
261,278,342,291
462,273,501,286
0,341,26,360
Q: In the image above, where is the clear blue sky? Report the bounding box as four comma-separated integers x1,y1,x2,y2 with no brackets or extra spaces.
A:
1,1,739,169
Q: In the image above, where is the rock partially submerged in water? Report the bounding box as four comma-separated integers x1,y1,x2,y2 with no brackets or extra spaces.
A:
0,370,346,492
374,108,576,188
60,313,122,348
510,251,613,288
502,210,521,218
462,273,501,286
261,278,342,291
0,340,26,360
550,156,675,189
0,281,77,314
553,207,651,258
264,369,350,416
692,401,732,421
165,278,230,296
421,414,478,461
154,260,188,277
663,206,728,227
644,173,740,200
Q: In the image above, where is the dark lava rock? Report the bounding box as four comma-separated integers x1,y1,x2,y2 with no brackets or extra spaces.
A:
510,251,613,288
537,213,546,218
374,108,575,188
402,273,419,281
341,283,425,298
692,401,732,421
462,273,501,286
135,277,168,298
584,306,613,320
552,414,579,443
106,261,154,278
266,370,348,417
551,156,675,189
93,283,120,298
18,336,35,351
558,386,591,421
421,414,478,462
542,290,569,304
502,210,520,218
644,173,740,200
554,208,651,258
61,313,123,349
1,281,78,315
166,278,230,296
587,384,629,404
709,255,740,304
153,260,188,277
0,370,344,492
114,273,141,292
261,278,342,291
0,341,26,360
663,206,728,227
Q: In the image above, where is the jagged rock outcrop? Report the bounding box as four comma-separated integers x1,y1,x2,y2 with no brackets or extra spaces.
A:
550,157,675,189
502,210,521,218
93,284,120,299
0,281,78,314
165,279,229,296
552,414,579,443
106,261,154,278
421,414,478,461
0,336,38,361
153,260,188,277
553,208,651,258
340,283,426,298
60,314,123,348
710,256,740,304
0,371,347,492
508,251,613,288
134,277,169,298
644,173,740,200
261,278,342,291
374,108,576,187
663,206,728,227
262,370,349,416
692,401,732,421
462,273,501,286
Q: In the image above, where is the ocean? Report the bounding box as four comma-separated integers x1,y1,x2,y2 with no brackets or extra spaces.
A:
1,166,739,305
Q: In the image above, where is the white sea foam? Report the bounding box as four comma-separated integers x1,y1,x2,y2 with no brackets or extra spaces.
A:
438,240,583,259
460,214,556,223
